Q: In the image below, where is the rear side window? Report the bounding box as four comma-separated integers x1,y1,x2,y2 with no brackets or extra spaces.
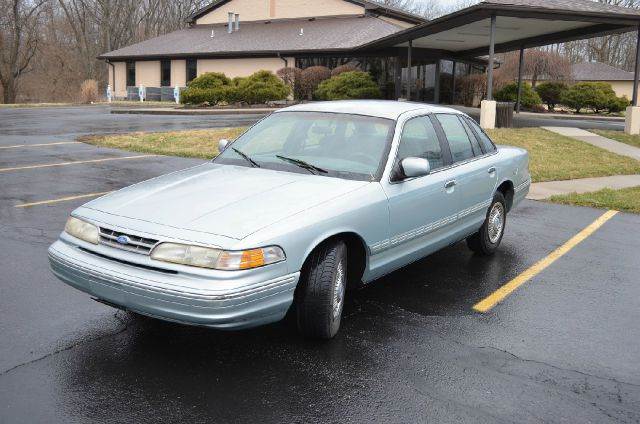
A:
396,116,444,171
436,114,474,163
464,117,497,153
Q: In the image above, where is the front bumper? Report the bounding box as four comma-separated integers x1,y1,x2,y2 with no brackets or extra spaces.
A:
48,239,299,330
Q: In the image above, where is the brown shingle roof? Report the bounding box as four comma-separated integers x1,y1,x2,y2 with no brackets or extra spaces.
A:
572,61,635,81
100,16,404,59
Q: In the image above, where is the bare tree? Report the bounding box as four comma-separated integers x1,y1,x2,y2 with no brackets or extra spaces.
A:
0,0,47,103
497,49,573,86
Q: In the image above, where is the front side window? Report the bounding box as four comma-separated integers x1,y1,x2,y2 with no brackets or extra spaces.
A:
126,61,136,87
214,112,395,181
436,114,475,163
186,59,197,83
396,116,443,171
161,60,171,87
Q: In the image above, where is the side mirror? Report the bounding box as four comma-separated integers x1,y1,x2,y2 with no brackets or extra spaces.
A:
400,157,431,179
218,139,230,152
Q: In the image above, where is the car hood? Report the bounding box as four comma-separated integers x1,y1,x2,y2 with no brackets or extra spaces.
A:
83,163,369,240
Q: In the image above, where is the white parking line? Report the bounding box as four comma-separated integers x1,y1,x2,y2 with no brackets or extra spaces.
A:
0,142,81,149
0,155,158,173
15,191,113,208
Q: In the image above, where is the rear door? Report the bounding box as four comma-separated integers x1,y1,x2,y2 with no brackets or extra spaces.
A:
433,113,498,233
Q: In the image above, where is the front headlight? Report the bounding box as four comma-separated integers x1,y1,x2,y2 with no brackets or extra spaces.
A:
150,243,285,270
64,216,99,244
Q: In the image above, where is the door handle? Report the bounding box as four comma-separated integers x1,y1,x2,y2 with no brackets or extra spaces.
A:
488,167,497,174
444,180,457,189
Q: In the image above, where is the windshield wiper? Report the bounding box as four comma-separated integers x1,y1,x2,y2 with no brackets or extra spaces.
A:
232,147,260,168
275,155,328,175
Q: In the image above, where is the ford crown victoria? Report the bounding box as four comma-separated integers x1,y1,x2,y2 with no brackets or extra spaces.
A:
49,100,530,339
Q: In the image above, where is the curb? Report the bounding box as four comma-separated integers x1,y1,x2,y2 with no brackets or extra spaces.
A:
519,113,625,122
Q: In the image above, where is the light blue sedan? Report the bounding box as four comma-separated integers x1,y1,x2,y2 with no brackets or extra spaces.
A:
49,101,530,339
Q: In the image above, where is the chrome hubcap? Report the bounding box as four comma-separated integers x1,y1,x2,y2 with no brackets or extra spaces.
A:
488,203,505,244
333,261,345,320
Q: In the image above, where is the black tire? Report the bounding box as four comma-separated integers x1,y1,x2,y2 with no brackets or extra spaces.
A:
467,192,506,256
295,240,347,339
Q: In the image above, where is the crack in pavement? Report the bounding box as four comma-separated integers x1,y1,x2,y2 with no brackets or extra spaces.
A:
363,301,640,389
0,312,130,378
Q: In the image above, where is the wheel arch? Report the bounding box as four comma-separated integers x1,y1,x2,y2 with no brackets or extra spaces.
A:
299,231,369,289
495,179,515,212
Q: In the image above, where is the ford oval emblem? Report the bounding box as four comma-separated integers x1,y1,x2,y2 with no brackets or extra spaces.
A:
116,235,131,245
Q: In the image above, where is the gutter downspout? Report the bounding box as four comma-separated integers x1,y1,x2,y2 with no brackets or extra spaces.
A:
277,53,288,68
106,59,115,96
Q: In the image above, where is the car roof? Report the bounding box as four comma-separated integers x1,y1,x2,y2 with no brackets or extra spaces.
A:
277,100,462,120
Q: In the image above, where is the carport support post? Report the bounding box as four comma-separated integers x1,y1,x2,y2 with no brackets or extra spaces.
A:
451,61,457,104
480,14,497,129
625,26,640,135
434,60,441,104
516,47,525,114
407,40,413,100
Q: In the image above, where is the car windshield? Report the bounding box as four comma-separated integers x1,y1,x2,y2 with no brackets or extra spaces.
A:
214,111,395,181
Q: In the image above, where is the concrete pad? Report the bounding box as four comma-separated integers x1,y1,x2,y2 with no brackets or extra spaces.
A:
542,126,640,161
625,106,640,135
480,100,496,129
527,174,640,200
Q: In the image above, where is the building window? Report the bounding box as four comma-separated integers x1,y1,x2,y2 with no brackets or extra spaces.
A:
186,59,197,83
161,60,171,87
126,61,136,87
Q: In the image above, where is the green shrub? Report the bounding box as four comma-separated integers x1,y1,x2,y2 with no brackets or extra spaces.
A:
187,72,231,89
494,82,541,108
607,95,630,114
181,85,239,105
236,70,289,104
315,71,381,100
561,82,627,114
535,81,568,111
181,72,237,105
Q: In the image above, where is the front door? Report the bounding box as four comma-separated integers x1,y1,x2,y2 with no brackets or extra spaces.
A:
380,115,460,272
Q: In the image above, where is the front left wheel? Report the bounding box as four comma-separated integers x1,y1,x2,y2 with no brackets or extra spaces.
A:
295,240,347,339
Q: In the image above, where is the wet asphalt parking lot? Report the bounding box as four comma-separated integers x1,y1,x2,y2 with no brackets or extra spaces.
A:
1,106,640,423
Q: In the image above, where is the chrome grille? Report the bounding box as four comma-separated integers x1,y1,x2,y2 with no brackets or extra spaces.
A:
99,227,159,255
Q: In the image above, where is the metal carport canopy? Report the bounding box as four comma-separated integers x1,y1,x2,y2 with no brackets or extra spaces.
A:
357,0,640,58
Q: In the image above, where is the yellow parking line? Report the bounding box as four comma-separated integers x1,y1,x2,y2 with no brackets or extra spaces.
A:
0,142,81,149
15,191,113,208
473,210,619,313
0,155,157,173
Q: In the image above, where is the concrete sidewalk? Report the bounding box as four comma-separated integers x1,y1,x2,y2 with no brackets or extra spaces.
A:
542,126,640,161
527,174,640,200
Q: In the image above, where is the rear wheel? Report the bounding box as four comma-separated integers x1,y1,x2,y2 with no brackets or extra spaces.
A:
295,240,347,339
467,192,506,256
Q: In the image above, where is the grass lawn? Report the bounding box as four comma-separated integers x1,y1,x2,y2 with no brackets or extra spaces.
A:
487,128,640,182
548,186,640,213
589,129,640,149
79,128,246,159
